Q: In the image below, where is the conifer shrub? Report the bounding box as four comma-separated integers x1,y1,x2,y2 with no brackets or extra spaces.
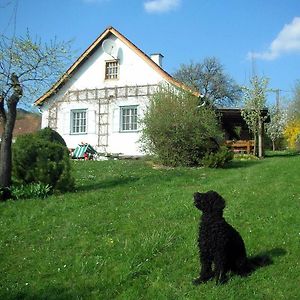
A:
36,127,67,146
13,129,74,192
141,88,230,167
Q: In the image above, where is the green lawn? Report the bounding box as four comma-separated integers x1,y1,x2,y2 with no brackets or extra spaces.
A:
0,153,300,299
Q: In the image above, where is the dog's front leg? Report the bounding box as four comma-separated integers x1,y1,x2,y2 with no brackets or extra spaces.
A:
215,262,228,285
193,252,214,285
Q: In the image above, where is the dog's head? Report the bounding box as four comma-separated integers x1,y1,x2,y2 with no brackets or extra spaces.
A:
193,190,225,215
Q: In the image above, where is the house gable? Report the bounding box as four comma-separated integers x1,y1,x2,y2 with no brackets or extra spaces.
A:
34,26,198,106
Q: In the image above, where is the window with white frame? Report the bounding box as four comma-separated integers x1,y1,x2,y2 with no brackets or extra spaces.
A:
120,106,138,132
71,109,87,134
105,60,119,80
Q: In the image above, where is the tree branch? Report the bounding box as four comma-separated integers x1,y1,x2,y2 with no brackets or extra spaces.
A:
8,72,23,105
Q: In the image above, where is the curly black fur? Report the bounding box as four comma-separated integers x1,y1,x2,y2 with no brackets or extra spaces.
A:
193,190,271,285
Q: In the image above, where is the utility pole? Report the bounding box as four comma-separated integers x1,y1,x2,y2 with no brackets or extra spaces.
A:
275,89,280,110
268,88,281,110
251,52,256,77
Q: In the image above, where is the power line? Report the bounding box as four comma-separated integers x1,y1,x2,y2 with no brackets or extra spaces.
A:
1,0,18,36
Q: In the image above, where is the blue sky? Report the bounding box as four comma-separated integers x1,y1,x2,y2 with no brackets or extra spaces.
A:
1,0,300,105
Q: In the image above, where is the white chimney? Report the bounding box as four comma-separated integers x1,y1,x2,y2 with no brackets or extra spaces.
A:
150,53,164,67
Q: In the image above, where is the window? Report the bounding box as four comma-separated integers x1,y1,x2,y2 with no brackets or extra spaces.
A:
105,60,119,80
120,106,138,132
71,109,87,134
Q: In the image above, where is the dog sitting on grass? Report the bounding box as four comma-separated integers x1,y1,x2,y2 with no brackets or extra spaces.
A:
193,190,270,285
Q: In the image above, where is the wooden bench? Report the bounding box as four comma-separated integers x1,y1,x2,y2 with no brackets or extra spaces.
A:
225,140,255,154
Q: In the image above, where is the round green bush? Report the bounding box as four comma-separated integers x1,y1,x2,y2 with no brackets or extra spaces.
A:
141,88,224,167
36,127,67,146
13,129,74,192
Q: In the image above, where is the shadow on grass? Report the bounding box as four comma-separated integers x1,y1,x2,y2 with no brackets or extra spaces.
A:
0,286,91,300
265,151,299,158
75,176,140,192
247,247,286,274
224,159,262,169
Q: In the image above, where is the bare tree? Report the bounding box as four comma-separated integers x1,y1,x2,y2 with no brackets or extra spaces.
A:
173,57,242,107
0,32,71,200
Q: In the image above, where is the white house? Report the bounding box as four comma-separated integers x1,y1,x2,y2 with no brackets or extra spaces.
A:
34,26,197,156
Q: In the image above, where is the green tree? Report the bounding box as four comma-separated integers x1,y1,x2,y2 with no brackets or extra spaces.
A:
173,57,242,107
288,80,300,120
266,105,287,151
141,88,225,167
241,76,269,158
0,33,71,200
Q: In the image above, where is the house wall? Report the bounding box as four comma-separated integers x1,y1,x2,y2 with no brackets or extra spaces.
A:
40,34,167,155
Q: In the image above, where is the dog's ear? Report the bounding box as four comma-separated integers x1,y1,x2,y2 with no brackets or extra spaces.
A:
207,191,226,211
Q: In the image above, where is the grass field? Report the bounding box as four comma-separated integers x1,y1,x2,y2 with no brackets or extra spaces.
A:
0,152,300,299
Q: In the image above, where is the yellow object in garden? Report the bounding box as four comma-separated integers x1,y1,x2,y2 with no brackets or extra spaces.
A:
284,119,300,149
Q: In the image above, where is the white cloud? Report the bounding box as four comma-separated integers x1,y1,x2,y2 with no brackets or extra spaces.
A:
144,0,181,13
250,17,300,60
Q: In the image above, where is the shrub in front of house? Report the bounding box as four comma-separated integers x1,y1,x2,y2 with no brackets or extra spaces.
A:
201,145,234,168
13,129,75,193
141,88,229,167
36,126,67,146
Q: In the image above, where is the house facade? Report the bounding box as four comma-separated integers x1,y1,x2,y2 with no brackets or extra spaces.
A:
34,26,196,156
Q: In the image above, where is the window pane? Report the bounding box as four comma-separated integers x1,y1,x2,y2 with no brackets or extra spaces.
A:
71,110,87,134
121,106,138,132
105,61,119,79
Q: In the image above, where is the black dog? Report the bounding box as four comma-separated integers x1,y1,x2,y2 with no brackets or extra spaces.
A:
193,190,270,285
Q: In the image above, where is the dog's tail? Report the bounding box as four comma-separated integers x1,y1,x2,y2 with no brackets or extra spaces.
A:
236,255,273,277
247,255,273,271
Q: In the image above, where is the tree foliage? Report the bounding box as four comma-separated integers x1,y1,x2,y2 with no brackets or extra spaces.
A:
287,80,300,120
0,32,71,104
283,119,300,150
141,88,229,167
241,76,269,158
0,32,71,199
266,105,287,151
283,80,300,151
173,57,242,107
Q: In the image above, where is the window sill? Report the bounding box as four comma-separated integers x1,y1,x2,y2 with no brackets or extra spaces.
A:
119,130,140,133
70,132,88,135
104,78,119,81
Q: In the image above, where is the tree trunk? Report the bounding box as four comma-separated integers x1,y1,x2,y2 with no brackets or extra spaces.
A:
258,118,264,158
253,133,257,156
272,140,276,151
0,126,14,197
0,74,22,201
